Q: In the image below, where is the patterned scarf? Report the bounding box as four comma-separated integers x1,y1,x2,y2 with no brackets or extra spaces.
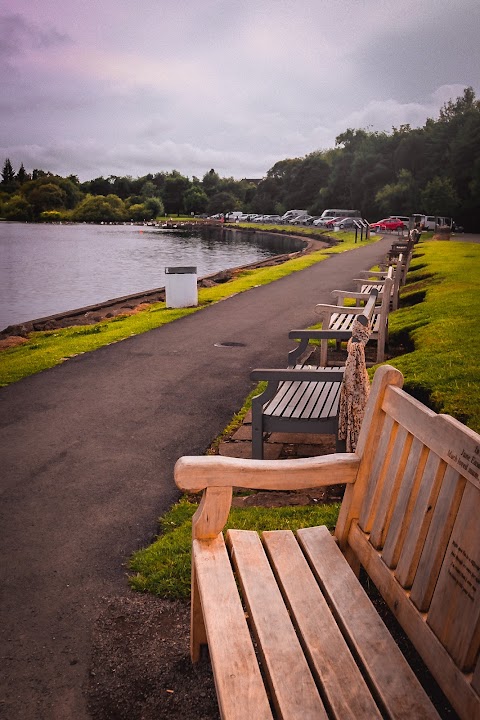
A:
338,316,371,452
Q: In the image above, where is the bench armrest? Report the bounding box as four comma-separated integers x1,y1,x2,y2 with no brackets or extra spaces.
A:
175,452,359,493
175,453,360,538
315,302,368,316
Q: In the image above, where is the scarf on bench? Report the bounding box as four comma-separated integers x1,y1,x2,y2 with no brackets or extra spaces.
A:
338,317,371,452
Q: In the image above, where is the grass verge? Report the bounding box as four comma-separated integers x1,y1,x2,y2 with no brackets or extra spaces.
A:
0,232,378,386
129,499,340,599
386,239,480,432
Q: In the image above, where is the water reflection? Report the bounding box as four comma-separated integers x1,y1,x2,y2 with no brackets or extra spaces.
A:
0,223,304,329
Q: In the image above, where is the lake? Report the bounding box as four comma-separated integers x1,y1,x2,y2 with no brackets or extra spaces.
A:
0,222,303,330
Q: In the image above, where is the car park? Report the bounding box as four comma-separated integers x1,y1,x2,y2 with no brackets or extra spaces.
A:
370,218,406,231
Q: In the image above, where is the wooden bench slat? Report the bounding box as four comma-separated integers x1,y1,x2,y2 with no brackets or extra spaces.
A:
297,525,440,719
227,529,328,720
394,453,445,588
358,413,396,531
381,437,428,568
410,465,466,611
369,425,412,549
262,530,383,720
193,535,273,720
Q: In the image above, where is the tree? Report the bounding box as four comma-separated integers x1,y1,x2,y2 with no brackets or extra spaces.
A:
420,177,459,217
16,163,30,185
144,196,163,219
206,191,240,216
162,171,191,215
3,195,33,221
72,194,126,223
1,158,16,190
375,170,418,216
27,183,67,216
183,186,208,215
202,169,221,197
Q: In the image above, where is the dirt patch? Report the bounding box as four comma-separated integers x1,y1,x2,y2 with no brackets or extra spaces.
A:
86,594,219,720
0,335,29,350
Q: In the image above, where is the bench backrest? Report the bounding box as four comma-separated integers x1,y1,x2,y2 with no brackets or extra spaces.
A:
336,365,480,720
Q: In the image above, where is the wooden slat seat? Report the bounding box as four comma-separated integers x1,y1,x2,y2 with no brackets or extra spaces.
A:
315,276,392,365
250,291,378,459
175,365,480,720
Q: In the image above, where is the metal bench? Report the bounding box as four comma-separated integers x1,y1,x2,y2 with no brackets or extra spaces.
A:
249,291,378,459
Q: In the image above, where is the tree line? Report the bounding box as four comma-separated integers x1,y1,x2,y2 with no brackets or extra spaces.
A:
1,87,479,229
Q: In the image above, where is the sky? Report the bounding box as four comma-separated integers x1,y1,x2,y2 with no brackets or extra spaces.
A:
1,0,479,182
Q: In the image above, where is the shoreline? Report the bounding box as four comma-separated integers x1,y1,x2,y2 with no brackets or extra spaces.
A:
1,231,330,339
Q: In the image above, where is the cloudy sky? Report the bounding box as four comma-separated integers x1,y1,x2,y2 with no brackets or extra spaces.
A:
1,0,479,182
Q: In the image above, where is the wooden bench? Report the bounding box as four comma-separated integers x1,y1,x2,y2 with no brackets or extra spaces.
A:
249,291,378,459
175,365,480,720
315,273,392,365
357,253,408,310
357,250,412,310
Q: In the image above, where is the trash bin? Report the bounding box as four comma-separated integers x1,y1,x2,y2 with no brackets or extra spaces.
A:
164,266,198,308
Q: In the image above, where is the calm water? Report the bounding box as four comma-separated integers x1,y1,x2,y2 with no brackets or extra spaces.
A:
0,222,303,330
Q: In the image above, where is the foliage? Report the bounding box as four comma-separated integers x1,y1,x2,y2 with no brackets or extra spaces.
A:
72,194,126,222
3,194,33,221
2,86,480,227
129,498,340,598
375,169,417,216
420,176,459,217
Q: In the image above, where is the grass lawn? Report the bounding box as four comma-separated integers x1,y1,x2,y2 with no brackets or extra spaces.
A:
128,235,480,600
386,238,480,432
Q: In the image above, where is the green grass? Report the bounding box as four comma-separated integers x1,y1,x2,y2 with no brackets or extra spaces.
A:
385,239,480,431
129,498,340,599
0,233,379,386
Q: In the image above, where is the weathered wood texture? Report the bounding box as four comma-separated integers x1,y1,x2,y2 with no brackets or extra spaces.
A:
175,365,480,720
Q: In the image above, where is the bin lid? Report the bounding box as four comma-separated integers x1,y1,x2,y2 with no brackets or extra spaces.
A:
165,266,197,274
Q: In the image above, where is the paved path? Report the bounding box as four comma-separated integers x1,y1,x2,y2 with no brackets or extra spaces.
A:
0,236,393,719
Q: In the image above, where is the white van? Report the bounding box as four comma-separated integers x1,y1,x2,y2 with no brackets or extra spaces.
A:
412,214,453,231
281,209,307,222
225,211,243,221
320,208,361,219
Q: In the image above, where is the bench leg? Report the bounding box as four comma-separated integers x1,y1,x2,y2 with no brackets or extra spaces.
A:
251,409,264,459
191,562,207,662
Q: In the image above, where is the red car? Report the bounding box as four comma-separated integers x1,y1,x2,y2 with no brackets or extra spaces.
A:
370,218,406,231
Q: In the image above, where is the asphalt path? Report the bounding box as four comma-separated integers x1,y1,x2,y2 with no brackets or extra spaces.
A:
0,235,394,719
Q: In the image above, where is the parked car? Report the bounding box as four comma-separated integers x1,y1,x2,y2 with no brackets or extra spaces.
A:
370,218,406,231
281,209,307,222
313,216,342,227
290,214,314,225
388,216,410,226
333,217,361,230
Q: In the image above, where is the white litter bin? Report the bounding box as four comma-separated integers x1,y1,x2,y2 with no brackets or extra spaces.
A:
165,266,198,308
